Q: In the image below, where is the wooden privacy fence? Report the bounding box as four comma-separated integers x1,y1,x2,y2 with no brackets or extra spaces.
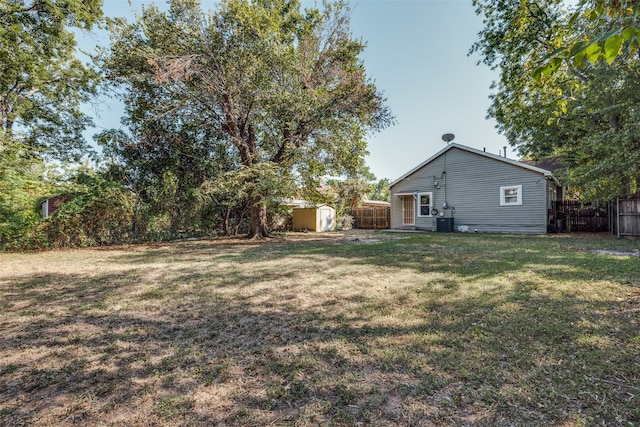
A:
352,207,390,229
614,197,640,239
554,201,609,232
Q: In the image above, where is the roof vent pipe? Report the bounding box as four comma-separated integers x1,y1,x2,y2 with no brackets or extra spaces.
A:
503,146,507,158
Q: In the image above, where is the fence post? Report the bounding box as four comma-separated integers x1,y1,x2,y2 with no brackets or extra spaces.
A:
609,201,613,235
617,197,621,239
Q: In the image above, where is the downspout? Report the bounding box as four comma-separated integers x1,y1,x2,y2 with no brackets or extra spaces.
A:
442,153,448,213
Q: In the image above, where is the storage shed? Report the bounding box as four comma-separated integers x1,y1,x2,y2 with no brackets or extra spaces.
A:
292,205,336,232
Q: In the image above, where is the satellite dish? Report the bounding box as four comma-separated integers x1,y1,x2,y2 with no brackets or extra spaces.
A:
442,133,455,143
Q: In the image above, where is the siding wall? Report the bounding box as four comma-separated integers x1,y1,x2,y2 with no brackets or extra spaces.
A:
293,208,318,231
390,148,548,233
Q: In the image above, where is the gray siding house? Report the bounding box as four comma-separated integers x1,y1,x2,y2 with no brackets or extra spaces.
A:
389,143,553,234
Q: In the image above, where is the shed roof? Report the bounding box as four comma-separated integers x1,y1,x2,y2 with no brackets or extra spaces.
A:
389,143,552,187
292,203,335,210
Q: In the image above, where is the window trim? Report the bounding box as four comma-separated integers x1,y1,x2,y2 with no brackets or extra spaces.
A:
500,185,523,206
417,192,434,217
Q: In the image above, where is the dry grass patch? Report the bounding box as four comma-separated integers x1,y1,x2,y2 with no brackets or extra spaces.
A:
1,230,639,426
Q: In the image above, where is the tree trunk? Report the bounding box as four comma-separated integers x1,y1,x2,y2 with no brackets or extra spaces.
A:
235,203,249,236
222,208,230,236
240,127,272,239
247,197,271,239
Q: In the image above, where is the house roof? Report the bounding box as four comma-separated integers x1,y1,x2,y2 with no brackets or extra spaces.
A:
389,143,552,188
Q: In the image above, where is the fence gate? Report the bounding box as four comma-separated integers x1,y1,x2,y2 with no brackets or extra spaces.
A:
352,207,390,229
553,201,609,232
613,198,640,239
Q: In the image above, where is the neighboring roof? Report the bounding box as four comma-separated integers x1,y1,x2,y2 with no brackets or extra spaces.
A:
521,156,566,173
280,198,308,207
390,143,552,187
361,200,391,207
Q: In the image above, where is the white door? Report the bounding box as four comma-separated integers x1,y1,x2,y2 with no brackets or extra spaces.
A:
320,208,332,231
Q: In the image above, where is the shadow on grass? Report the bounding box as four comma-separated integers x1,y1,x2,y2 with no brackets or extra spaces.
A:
108,232,640,287
0,233,638,426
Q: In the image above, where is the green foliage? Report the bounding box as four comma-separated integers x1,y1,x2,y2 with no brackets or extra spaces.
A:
197,162,297,235
10,174,137,250
198,176,250,236
472,0,640,202
0,144,68,245
535,1,640,72
0,0,103,161
266,204,293,232
325,165,388,220
369,178,390,202
100,0,393,238
336,178,374,212
98,121,226,238
0,149,42,243
146,171,179,237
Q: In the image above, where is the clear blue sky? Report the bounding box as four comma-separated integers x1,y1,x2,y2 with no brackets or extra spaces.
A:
79,0,511,182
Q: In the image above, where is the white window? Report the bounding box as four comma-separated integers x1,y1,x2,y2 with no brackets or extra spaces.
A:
500,185,522,206
418,192,433,217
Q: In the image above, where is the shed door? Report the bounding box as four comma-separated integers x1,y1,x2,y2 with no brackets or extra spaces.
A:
402,196,415,225
320,208,332,231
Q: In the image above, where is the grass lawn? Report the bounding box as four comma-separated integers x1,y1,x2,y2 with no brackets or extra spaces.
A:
1,230,639,426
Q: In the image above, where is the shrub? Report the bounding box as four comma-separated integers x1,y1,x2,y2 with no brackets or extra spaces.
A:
9,175,137,250
337,214,354,231
268,206,293,232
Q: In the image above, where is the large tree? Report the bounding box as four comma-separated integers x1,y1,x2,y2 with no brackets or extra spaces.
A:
536,0,640,72
0,0,103,160
97,120,230,235
0,1,104,244
101,0,392,238
472,0,640,202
